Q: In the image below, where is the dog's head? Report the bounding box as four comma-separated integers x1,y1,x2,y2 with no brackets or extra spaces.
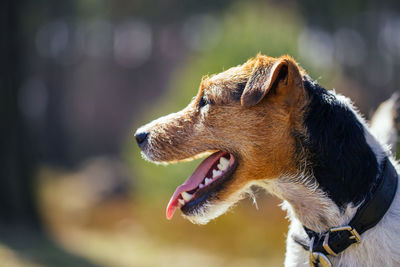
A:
135,55,308,224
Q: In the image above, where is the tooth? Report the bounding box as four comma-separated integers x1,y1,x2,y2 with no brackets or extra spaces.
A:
178,199,185,206
199,183,204,188
205,178,212,185
219,162,228,171
213,169,222,178
220,157,229,166
181,192,193,202
220,162,229,170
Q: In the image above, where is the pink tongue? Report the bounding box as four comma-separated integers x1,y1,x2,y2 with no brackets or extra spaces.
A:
166,151,224,220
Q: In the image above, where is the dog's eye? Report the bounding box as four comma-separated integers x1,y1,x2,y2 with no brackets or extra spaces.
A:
198,96,210,108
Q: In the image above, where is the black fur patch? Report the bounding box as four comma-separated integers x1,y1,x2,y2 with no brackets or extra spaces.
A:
296,76,378,208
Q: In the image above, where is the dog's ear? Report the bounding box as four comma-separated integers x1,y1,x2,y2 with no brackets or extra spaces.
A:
241,56,303,107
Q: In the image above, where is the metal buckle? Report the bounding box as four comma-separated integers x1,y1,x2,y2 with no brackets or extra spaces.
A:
322,233,338,256
309,237,332,267
330,226,361,243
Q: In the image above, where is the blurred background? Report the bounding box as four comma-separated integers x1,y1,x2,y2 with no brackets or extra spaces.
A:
1,0,400,266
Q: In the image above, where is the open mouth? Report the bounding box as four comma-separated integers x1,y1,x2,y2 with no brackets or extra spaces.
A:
166,151,237,220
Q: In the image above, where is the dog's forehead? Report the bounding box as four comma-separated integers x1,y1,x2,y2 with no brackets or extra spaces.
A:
200,64,251,101
199,56,278,101
211,65,246,81
210,59,257,82
207,56,277,85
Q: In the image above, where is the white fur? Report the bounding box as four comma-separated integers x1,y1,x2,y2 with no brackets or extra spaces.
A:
273,103,400,266
263,160,400,267
255,175,359,266
259,147,400,266
183,183,253,225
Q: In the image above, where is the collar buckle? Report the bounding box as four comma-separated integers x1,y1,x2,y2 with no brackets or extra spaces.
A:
309,237,332,267
294,157,398,262
322,232,337,256
330,226,361,243
322,226,361,257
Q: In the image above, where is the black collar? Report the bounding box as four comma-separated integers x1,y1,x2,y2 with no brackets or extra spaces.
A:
293,157,398,264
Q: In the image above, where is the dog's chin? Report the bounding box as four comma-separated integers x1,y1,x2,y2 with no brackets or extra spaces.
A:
140,150,177,165
181,184,251,225
140,150,168,165
182,200,235,225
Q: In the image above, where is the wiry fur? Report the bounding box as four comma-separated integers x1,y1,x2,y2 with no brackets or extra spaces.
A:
183,182,253,225
135,54,400,266
281,158,400,267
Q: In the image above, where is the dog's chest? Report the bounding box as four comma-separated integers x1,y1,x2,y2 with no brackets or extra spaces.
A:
283,189,400,267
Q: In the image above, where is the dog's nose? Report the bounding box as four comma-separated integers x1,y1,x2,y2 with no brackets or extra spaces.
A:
135,131,149,147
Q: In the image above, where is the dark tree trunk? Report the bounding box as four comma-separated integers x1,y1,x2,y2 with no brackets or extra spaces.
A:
0,0,41,230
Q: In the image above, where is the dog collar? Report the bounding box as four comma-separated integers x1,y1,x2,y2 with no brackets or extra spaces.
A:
293,157,398,267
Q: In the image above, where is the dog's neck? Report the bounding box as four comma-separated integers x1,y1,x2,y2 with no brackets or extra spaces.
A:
263,146,385,234
262,175,358,233
261,78,387,233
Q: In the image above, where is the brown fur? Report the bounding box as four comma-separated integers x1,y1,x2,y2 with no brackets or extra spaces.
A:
137,54,309,206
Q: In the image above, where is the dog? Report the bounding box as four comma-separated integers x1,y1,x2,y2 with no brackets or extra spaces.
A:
135,54,400,266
